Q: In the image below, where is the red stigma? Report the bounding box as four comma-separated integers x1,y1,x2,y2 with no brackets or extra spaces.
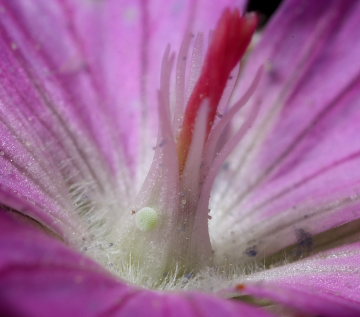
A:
177,9,258,172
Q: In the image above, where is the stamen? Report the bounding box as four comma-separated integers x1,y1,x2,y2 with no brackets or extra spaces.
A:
185,33,205,108
204,66,264,168
174,33,192,123
196,67,264,222
177,10,258,171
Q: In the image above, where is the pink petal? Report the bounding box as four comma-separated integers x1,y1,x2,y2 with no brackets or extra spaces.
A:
0,209,273,317
250,0,360,223
0,209,134,316
231,243,360,316
213,0,360,261
116,291,274,317
0,1,120,234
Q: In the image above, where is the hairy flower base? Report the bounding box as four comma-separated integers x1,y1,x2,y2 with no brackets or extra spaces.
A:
85,214,360,291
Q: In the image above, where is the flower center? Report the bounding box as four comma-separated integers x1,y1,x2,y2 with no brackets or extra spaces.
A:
99,9,259,288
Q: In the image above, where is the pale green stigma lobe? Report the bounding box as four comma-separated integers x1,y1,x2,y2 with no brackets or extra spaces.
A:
135,207,159,232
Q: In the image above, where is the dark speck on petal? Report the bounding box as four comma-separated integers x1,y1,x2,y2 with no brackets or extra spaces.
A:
295,228,313,257
245,245,258,257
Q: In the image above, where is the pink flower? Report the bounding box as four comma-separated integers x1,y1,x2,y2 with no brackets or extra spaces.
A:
1,0,360,316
